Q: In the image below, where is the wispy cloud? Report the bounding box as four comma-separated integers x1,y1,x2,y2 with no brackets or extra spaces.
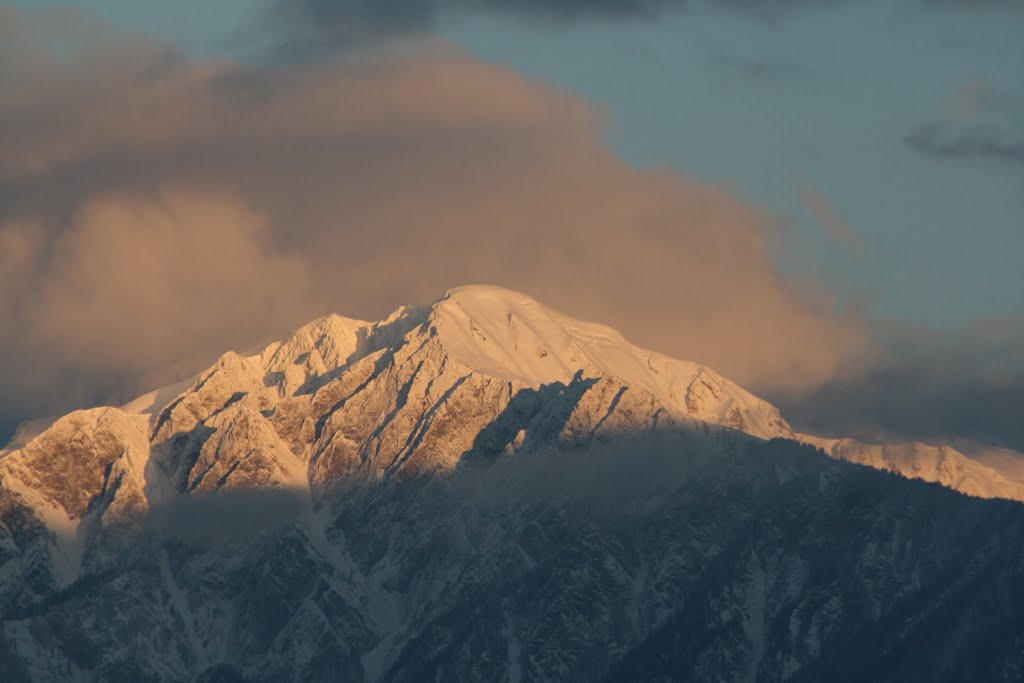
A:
708,51,818,82
258,0,691,57
948,79,991,124
251,0,1023,62
906,79,1024,165
797,186,863,249
263,0,1019,36
922,0,1024,9
906,122,1024,165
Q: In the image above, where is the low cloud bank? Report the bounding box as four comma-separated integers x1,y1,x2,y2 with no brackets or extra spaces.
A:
145,488,308,547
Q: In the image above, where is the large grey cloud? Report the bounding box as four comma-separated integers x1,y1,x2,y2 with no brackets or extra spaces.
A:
778,320,1024,452
0,8,864,443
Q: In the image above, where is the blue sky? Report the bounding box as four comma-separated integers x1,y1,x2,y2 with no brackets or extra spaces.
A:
8,0,1022,330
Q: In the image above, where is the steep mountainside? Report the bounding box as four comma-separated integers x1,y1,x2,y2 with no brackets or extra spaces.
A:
3,438,1023,682
2,285,796,557
1,285,1023,681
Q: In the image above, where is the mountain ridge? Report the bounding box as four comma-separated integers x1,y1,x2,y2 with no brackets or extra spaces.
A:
1,284,799,587
5,284,1020,506
1,285,1023,681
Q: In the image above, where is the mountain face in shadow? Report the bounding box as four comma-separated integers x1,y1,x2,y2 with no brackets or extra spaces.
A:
2,436,1023,682
2,286,1023,680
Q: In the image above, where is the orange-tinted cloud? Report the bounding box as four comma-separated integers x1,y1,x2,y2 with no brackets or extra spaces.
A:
948,79,990,124
0,9,865,437
0,190,316,427
797,185,863,249
29,189,316,373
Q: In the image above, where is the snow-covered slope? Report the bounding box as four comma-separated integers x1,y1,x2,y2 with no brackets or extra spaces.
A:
947,437,1024,486
0,285,795,583
116,284,794,497
4,283,1023,539
2,285,1024,681
3,282,1022,545
430,286,791,439
798,434,1024,502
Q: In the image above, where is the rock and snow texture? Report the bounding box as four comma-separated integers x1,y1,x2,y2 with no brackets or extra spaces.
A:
427,286,792,442
0,286,793,591
6,284,792,504
2,284,1024,681
1,283,1022,555
12,283,1022,502
1,281,1022,565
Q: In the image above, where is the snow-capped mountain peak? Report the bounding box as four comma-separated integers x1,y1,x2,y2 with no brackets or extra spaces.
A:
7,284,1024,504
428,285,792,439
3,283,1022,548
3,285,1024,681
0,285,798,558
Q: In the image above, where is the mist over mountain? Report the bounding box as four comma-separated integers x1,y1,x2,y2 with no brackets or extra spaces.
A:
1,286,1022,681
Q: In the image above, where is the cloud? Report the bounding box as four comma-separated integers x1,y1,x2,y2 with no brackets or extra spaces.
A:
796,185,862,248
262,0,1013,47
709,52,818,82
778,319,1024,451
255,0,693,59
0,9,864,441
145,488,308,547
258,0,878,56
457,431,720,510
948,79,990,124
906,122,1024,165
267,0,686,34
907,80,1024,166
28,189,316,371
922,0,1024,9
0,189,316,439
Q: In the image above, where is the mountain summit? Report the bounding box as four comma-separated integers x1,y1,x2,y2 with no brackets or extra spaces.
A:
1,284,1021,547
2,286,1024,681
7,285,1020,506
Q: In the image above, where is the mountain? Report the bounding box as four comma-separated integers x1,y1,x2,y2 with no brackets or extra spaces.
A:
1,285,1023,681
799,434,1024,502
3,284,794,530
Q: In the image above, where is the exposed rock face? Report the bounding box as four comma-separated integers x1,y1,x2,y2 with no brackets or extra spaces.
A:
5,285,788,516
1,409,148,522
1,285,1022,681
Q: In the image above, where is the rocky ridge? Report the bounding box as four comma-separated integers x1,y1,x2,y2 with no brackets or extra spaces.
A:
1,285,1023,681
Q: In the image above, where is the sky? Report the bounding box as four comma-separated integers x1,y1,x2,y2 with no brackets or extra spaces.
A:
1,0,1022,449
